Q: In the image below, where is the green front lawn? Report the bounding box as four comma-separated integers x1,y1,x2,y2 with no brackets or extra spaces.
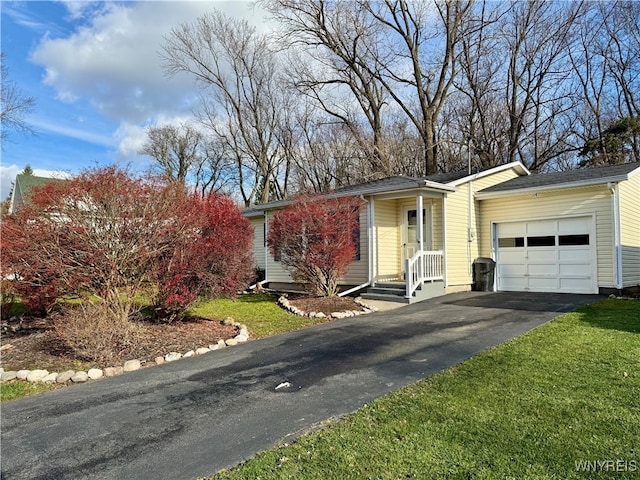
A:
0,382,59,402
188,293,328,338
212,299,640,479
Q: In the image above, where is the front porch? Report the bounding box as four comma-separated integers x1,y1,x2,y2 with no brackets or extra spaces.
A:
360,194,447,304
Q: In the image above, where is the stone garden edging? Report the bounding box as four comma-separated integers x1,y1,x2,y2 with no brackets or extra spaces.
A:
277,295,378,319
0,317,249,386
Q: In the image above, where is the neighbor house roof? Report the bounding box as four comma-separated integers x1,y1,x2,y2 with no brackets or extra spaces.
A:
476,162,640,199
9,174,67,214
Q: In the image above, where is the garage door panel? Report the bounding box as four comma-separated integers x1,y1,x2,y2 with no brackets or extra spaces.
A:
498,264,526,276
526,220,556,235
559,278,592,293
559,263,591,277
499,276,527,291
529,277,559,291
558,248,590,262
499,250,525,263
528,264,558,276
499,223,525,236
496,217,596,294
527,249,557,263
558,217,590,234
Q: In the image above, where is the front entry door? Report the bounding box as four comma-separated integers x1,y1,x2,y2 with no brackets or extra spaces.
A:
402,205,431,276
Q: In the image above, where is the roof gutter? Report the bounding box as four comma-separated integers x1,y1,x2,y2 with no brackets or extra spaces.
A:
476,174,632,200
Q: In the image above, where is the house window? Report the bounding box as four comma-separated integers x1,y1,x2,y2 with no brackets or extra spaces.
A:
527,236,555,247
498,237,525,248
559,234,589,246
353,207,361,261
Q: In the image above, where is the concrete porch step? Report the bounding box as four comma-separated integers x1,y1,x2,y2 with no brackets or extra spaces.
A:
360,292,410,304
361,282,411,304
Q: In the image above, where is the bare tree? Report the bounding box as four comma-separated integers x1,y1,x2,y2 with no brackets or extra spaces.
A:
1,53,35,145
162,11,289,206
266,0,395,175
360,0,473,175
140,123,204,185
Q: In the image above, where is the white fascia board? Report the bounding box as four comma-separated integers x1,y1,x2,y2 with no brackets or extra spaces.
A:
447,161,530,187
242,182,456,216
475,174,632,200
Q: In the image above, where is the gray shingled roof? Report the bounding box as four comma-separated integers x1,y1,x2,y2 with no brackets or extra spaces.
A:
479,162,639,194
244,175,455,215
421,170,472,184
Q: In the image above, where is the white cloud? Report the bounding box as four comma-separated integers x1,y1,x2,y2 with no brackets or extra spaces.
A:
30,117,114,147
114,122,147,158
0,165,21,200
31,1,272,126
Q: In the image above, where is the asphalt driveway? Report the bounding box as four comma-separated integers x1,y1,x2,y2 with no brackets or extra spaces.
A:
0,291,601,480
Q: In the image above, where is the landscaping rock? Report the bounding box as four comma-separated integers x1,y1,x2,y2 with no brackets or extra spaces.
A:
0,367,3,374
234,334,249,343
196,347,210,355
43,373,59,384
71,371,88,383
223,316,235,326
164,352,182,362
88,368,103,380
16,370,31,380
315,312,326,318
104,366,123,377
332,312,347,319
239,327,249,337
56,370,75,383
123,360,141,372
155,356,165,365
225,338,238,346
26,370,49,383
209,344,221,351
1,371,18,382
183,350,195,358
217,339,227,348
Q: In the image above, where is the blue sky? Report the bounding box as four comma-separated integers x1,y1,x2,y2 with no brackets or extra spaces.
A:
1,0,269,199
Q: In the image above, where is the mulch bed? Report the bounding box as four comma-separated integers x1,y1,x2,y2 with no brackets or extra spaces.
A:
0,316,237,372
285,294,367,315
0,293,367,373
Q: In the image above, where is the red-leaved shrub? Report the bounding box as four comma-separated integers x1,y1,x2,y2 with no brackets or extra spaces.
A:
267,195,362,296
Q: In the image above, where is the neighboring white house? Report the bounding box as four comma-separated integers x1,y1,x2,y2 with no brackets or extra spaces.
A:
9,174,66,214
245,162,640,302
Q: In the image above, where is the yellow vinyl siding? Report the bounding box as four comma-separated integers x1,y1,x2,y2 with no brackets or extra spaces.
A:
445,184,474,286
264,206,369,286
618,174,640,286
265,210,294,283
479,185,614,288
249,218,266,270
342,206,369,284
445,169,521,288
374,199,401,280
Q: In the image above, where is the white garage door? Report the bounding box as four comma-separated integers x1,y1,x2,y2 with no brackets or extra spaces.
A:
496,217,597,294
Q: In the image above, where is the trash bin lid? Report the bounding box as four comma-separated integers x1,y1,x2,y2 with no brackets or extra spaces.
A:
473,257,495,264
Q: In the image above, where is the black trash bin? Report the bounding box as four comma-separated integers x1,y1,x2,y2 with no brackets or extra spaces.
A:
472,257,496,291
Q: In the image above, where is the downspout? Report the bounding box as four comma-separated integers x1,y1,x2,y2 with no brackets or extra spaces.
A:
609,182,623,289
264,210,269,285
442,194,448,288
467,142,474,278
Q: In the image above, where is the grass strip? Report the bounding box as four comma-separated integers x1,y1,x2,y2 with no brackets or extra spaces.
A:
188,293,328,338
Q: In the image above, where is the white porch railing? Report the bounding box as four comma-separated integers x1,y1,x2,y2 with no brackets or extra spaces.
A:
405,250,444,298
